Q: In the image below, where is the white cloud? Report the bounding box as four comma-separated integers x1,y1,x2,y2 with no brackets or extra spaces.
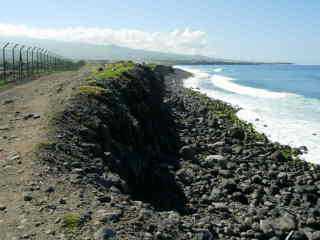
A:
0,23,211,55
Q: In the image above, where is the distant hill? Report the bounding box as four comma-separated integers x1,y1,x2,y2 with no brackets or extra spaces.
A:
0,37,290,65
0,36,209,61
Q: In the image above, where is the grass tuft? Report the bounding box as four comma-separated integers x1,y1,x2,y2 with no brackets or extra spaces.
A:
63,213,81,231
0,79,6,89
79,85,109,96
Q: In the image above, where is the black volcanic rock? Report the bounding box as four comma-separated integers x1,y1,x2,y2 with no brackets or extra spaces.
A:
38,63,320,239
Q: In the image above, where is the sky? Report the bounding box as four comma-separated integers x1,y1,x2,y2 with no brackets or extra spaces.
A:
1,0,320,64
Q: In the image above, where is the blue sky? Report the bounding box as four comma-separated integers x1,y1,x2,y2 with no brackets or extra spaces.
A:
1,0,320,64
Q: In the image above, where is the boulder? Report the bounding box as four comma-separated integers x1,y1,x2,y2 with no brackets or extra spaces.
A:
221,179,237,193
205,154,224,161
229,127,246,141
209,188,223,201
311,231,320,240
260,219,274,234
204,154,227,168
290,231,308,240
193,230,214,240
274,214,297,232
94,227,116,240
271,150,286,162
179,145,196,160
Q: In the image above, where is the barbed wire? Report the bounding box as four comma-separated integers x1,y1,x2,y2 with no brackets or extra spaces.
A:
0,41,83,84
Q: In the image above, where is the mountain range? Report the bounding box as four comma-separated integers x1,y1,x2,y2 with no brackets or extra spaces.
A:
0,36,287,65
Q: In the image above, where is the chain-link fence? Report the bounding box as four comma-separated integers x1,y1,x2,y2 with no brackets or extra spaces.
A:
1,42,82,85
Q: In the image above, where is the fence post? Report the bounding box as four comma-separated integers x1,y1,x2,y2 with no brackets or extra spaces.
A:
12,44,19,81
36,48,41,74
31,47,36,76
46,50,49,72
26,46,32,78
1,41,76,83
39,48,43,73
48,53,51,72
18,45,25,81
41,49,47,72
2,42,10,83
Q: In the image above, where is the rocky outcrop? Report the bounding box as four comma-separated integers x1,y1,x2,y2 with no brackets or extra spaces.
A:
41,62,186,211
39,62,320,240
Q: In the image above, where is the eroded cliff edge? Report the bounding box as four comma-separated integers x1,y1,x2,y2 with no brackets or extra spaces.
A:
39,62,320,240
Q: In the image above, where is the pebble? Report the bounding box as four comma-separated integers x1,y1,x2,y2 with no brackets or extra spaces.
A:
95,209,122,223
94,227,116,240
23,192,33,201
45,186,55,193
0,205,6,211
0,125,9,131
2,99,14,105
23,113,40,120
9,154,20,161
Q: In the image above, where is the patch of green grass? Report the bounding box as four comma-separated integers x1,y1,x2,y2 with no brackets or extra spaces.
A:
63,213,81,231
280,146,300,160
93,61,135,80
79,85,110,96
0,79,6,89
147,63,157,70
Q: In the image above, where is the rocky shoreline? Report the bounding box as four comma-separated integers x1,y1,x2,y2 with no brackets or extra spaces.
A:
39,62,320,240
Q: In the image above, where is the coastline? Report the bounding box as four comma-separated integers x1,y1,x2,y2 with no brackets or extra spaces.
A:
163,67,320,238
175,65,319,163
37,63,320,239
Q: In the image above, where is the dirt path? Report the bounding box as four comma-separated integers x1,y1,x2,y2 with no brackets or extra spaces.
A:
0,69,89,239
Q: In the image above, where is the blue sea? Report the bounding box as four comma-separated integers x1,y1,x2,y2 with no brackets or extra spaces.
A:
176,64,320,163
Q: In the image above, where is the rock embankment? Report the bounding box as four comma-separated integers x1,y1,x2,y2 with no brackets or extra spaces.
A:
40,62,320,240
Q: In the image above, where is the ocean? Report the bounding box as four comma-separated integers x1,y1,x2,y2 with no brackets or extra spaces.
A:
176,64,320,163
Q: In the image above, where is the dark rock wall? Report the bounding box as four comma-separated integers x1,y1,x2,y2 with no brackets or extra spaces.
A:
44,64,180,199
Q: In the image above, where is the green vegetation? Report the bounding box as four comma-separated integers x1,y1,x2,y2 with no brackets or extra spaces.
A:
185,88,267,142
281,146,300,160
78,61,137,97
93,61,135,80
147,63,157,70
63,213,81,231
79,85,110,96
0,79,6,89
185,89,306,161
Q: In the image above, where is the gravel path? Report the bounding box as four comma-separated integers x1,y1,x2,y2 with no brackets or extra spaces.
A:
0,69,89,239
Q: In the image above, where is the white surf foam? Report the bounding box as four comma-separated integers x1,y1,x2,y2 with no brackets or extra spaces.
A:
179,66,293,99
213,68,223,73
176,66,320,164
210,74,294,99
